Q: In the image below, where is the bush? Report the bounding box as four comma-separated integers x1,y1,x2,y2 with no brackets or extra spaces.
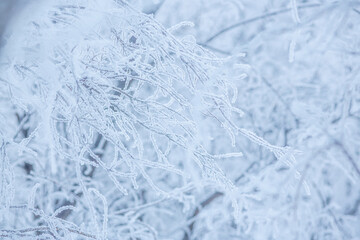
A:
1,0,359,239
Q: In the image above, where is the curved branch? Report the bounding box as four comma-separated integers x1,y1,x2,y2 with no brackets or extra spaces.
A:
204,3,322,44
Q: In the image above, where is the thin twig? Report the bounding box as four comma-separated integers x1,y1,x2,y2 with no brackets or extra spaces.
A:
204,3,322,44
182,192,223,240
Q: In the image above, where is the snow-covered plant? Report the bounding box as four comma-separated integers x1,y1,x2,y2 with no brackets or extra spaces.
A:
151,0,360,239
0,0,299,239
1,0,359,239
